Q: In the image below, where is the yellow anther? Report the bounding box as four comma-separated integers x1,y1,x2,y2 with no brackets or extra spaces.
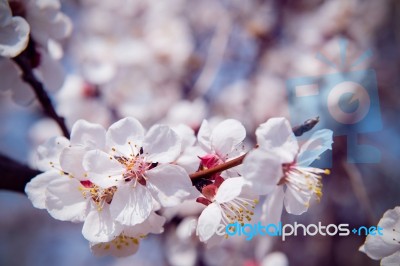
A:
324,169,331,175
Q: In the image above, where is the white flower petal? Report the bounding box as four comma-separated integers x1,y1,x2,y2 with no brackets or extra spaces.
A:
83,150,124,188
45,177,88,222
59,146,88,179
197,203,222,242
70,119,106,149
297,129,333,167
82,206,120,243
381,251,400,266
175,146,204,173
197,119,212,153
28,2,72,45
363,207,400,260
146,164,192,207
110,185,153,226
261,186,284,225
36,136,70,171
25,171,60,209
172,124,196,150
106,117,144,156
125,212,166,236
243,149,283,195
256,117,298,163
211,119,246,159
283,186,310,215
362,234,399,260
0,15,29,57
215,177,245,203
143,125,181,163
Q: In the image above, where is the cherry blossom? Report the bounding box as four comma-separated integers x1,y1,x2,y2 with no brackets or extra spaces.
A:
26,120,122,242
360,206,400,266
83,117,194,227
196,177,258,243
91,211,166,257
197,119,246,178
243,117,333,224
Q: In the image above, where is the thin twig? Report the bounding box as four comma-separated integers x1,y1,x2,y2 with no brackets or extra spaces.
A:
190,153,246,180
12,41,70,138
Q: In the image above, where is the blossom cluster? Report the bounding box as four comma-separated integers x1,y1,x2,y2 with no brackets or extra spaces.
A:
26,116,333,256
0,0,71,104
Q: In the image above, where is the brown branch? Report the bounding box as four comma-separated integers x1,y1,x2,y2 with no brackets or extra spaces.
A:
12,39,70,138
190,153,247,180
0,154,41,193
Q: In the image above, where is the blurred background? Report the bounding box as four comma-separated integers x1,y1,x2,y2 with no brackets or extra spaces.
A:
1,0,400,265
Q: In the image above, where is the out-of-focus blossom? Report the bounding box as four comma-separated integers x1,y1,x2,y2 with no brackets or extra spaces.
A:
163,99,207,129
0,0,72,104
0,57,34,104
165,217,199,266
56,74,112,128
16,0,72,46
0,0,29,57
260,252,289,266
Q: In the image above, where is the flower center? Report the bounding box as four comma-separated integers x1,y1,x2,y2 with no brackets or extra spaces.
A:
79,181,117,211
116,155,151,186
220,198,259,226
95,234,146,253
280,163,330,202
111,145,157,186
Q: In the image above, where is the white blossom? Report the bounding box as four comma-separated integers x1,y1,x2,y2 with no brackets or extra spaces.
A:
196,177,258,243
83,117,194,227
243,117,333,224
0,0,29,57
360,206,400,266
